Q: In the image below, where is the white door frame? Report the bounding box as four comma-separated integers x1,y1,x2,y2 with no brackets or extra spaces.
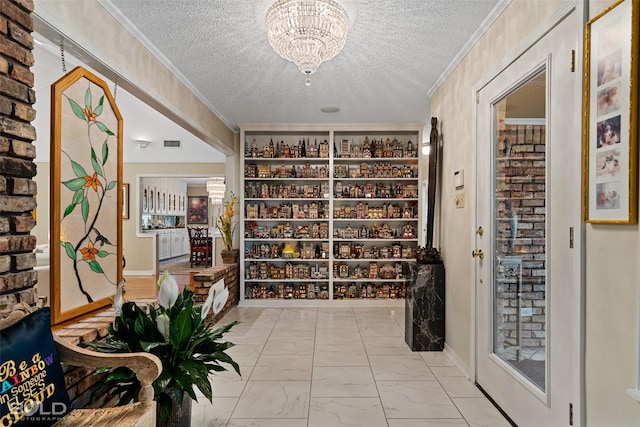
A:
469,1,584,424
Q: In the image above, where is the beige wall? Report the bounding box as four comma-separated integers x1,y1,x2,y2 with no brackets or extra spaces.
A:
430,0,563,372
584,1,640,425
432,0,640,425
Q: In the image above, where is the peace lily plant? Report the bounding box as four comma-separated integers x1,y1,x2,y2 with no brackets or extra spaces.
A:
91,271,240,426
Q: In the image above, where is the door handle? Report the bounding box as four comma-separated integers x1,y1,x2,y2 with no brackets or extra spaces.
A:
472,249,484,260
476,226,484,236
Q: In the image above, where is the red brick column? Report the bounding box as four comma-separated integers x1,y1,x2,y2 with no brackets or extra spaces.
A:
0,0,39,318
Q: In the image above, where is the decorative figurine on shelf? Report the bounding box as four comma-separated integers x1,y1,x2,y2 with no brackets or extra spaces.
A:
416,246,443,264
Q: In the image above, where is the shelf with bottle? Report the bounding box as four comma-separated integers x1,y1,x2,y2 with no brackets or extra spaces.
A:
245,282,330,300
333,282,406,300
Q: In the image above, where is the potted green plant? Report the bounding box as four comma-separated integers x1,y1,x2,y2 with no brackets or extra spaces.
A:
217,192,240,264
89,272,240,427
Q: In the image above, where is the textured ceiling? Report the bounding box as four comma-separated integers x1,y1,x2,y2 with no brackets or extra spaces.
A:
103,0,503,130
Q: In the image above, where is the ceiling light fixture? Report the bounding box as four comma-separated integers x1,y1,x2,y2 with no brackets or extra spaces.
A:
135,139,151,148
206,178,226,205
265,0,349,86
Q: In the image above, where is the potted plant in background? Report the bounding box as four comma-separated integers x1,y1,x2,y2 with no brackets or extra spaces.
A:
90,271,240,427
217,192,240,264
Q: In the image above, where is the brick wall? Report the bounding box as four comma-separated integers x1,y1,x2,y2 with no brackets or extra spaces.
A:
0,0,39,319
495,123,547,359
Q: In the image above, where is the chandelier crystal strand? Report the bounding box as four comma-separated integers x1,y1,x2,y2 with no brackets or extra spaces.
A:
207,178,226,205
265,0,349,76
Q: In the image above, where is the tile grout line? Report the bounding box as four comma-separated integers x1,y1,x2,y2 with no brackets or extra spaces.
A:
357,307,392,427
225,307,280,425
307,306,319,427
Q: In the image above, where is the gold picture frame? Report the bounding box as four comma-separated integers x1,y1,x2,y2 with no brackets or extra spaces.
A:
583,0,639,223
50,67,123,324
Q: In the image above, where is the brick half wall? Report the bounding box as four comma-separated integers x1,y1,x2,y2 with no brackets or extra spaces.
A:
191,263,240,323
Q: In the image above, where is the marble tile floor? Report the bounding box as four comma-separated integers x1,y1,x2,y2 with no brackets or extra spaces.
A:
192,306,512,427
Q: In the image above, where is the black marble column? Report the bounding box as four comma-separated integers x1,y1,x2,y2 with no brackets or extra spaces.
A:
405,262,445,351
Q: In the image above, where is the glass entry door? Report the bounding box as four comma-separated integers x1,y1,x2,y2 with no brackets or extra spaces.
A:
474,7,582,426
493,71,547,392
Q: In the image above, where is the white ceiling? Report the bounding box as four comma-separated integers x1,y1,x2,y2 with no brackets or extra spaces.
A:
101,0,506,130
32,0,507,168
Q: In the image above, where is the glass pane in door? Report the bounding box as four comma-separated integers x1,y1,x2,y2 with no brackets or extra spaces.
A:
493,70,546,391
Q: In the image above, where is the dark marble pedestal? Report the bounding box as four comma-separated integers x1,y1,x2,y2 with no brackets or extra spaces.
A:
405,262,445,351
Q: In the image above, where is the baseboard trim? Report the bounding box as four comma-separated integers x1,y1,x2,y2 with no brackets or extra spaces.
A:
124,270,154,276
444,343,471,378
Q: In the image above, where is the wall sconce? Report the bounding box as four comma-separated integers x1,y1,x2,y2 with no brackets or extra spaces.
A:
135,139,151,148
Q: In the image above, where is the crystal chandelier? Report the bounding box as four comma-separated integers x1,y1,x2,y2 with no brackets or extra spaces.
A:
206,178,226,205
265,0,349,85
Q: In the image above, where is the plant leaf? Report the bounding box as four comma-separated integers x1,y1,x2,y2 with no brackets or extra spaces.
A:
61,241,76,260
72,189,84,205
107,181,117,191
92,156,103,177
157,393,173,424
81,197,89,222
95,121,115,136
63,203,76,218
63,177,87,191
89,260,103,273
68,98,86,120
96,251,109,258
71,160,88,178
169,309,193,349
94,96,104,116
85,88,92,109
102,141,109,165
